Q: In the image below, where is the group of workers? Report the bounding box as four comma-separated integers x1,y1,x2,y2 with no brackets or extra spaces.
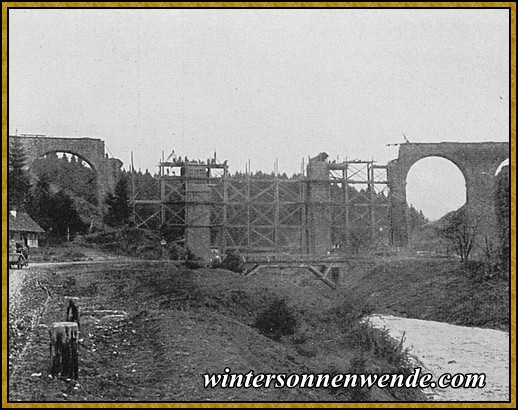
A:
9,239,30,266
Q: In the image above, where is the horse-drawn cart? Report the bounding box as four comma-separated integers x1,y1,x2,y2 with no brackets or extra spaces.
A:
9,253,27,269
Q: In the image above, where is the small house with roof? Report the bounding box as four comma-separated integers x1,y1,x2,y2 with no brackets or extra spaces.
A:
8,210,45,247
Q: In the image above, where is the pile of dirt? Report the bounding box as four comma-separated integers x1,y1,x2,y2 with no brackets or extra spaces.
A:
349,258,509,331
8,262,426,403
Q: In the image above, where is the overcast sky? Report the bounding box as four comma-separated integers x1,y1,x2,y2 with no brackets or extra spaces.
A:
8,8,509,220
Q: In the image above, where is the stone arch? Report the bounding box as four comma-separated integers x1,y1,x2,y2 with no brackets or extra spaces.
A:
9,135,123,210
494,158,509,176
387,142,509,247
31,149,99,174
400,154,469,186
30,150,100,205
405,155,467,220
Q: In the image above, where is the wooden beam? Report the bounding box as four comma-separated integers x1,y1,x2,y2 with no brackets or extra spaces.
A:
307,265,337,289
244,264,263,277
321,264,333,279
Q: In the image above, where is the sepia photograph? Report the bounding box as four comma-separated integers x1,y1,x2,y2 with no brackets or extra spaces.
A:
4,3,513,406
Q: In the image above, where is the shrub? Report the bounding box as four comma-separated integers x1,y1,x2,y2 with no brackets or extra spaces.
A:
84,231,118,244
324,293,374,333
291,327,317,357
319,357,371,401
347,354,371,401
345,321,412,373
63,250,87,261
185,249,204,270
215,250,244,273
62,276,78,294
339,322,427,401
254,298,297,341
168,243,188,261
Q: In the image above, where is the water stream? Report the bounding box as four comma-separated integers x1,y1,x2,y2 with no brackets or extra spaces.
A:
367,314,509,402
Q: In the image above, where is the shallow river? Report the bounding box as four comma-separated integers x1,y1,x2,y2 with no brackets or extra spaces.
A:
367,315,509,402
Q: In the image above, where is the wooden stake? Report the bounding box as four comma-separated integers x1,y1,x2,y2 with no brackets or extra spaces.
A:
49,322,79,379
66,298,80,329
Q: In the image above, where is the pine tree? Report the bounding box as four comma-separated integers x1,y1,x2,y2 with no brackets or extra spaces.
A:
104,176,131,227
495,165,509,266
9,138,31,210
26,175,54,231
49,190,87,241
27,177,87,243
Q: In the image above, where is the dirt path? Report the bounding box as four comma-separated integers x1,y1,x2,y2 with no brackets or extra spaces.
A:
368,314,509,402
8,264,51,382
9,269,25,302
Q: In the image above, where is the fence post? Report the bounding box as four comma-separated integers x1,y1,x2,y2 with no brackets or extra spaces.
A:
49,322,79,379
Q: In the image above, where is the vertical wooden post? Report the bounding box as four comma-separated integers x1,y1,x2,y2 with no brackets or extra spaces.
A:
131,151,136,224
274,159,280,260
222,164,228,253
160,159,166,227
66,298,80,329
344,166,349,249
368,161,376,247
301,164,307,257
49,322,79,379
246,162,251,253
331,266,342,285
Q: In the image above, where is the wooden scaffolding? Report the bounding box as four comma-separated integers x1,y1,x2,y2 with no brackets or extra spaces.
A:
130,155,390,261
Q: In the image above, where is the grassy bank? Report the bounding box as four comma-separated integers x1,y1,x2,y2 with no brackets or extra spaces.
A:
349,258,509,332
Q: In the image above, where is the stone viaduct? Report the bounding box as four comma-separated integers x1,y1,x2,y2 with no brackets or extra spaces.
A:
9,135,123,208
387,142,510,248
